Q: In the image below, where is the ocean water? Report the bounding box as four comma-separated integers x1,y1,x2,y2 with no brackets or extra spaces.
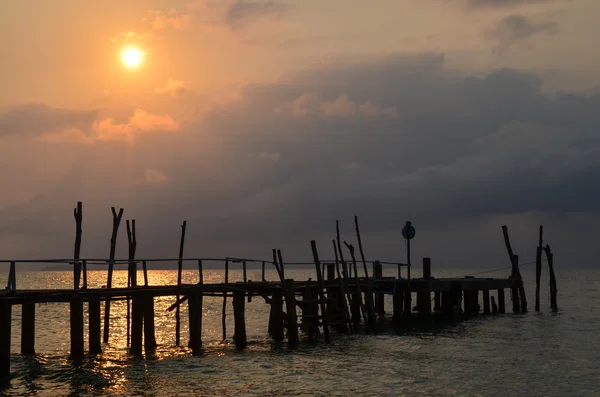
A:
0,265,598,396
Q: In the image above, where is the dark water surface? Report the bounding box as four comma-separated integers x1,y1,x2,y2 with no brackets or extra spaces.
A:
1,266,598,396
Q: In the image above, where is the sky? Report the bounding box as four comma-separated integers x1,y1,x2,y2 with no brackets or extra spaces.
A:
1,0,600,270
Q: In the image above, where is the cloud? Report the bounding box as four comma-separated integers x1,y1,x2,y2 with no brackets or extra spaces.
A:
0,104,97,137
226,1,288,29
147,9,195,30
3,52,600,266
94,109,179,143
155,80,190,96
450,0,564,10
144,169,170,184
483,14,558,54
33,128,95,145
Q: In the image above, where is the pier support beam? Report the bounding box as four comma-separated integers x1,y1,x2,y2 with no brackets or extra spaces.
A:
0,301,11,378
434,291,441,312
483,290,490,314
88,298,102,354
421,258,432,323
232,290,247,350
188,293,202,355
497,289,506,314
284,279,299,348
491,296,498,315
392,280,404,324
21,303,35,355
269,291,284,342
144,295,157,354
373,261,384,315
130,297,144,356
70,298,84,360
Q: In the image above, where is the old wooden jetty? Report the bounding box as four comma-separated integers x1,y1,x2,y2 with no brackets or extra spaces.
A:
0,203,558,379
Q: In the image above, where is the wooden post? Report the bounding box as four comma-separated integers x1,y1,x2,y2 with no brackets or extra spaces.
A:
126,219,137,347
70,298,84,360
175,220,187,347
232,290,247,349
434,291,441,311
21,303,36,355
284,279,299,348
188,292,202,355
302,280,318,344
497,289,506,314
73,201,83,290
535,226,543,312
104,207,124,344
0,301,11,378
7,261,16,291
502,225,527,313
130,296,144,357
310,240,331,343
261,261,266,282
463,290,471,316
144,294,157,354
142,260,149,287
332,239,351,333
82,260,87,289
344,242,368,329
421,258,432,322
222,258,229,341
269,291,284,342
483,290,491,314
491,296,498,315
511,255,520,314
89,297,102,354
242,260,247,283
544,245,558,312
392,279,404,324
373,261,384,315
326,263,335,316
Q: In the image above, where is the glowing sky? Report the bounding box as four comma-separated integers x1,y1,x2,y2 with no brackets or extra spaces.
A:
1,0,600,266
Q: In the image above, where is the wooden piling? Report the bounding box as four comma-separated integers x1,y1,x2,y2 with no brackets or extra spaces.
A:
434,291,441,312
21,303,35,355
392,280,404,324
144,294,157,354
269,291,285,342
310,241,331,343
502,225,527,313
232,290,247,349
302,280,319,344
222,258,229,341
126,219,137,347
483,290,491,314
373,261,384,315
544,245,558,312
130,296,144,356
491,296,498,315
175,220,187,347
284,279,299,348
104,207,124,344
70,298,84,360
332,239,352,333
188,292,202,354
535,226,543,312
421,258,432,322
0,301,11,378
142,260,149,287
497,289,506,313
88,297,102,354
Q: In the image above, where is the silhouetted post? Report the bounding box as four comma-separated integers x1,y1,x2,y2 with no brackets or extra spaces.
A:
89,297,102,354
434,291,441,312
344,242,368,329
310,241,331,342
463,290,472,316
421,258,432,323
491,296,498,315
393,279,404,324
104,207,124,343
535,226,543,312
142,260,149,287
232,290,247,349
483,290,491,314
188,292,202,355
0,301,11,378
373,261,384,315
21,303,36,355
175,220,187,347
511,255,521,313
497,289,506,313
502,225,527,313
284,279,299,348
70,297,84,360
269,291,284,342
126,219,137,347
130,296,144,356
73,202,83,290
222,258,229,341
143,294,157,354
544,245,558,312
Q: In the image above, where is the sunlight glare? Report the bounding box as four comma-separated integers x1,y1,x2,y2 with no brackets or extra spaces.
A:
121,47,144,68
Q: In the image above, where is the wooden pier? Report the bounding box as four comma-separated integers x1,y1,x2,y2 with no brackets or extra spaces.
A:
0,204,558,379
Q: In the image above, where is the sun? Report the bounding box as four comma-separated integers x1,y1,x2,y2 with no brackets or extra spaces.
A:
121,47,144,68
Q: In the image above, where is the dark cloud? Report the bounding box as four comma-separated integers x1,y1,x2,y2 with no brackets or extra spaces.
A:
483,14,558,54
226,0,288,29
0,103,97,137
2,53,600,266
460,0,563,10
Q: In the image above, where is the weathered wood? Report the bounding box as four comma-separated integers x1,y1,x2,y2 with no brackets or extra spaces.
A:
497,289,506,313
0,301,11,378
142,260,149,287
434,291,441,311
302,280,319,344
242,260,247,283
143,294,157,354
392,280,404,324
21,303,35,355
491,296,498,315
354,216,370,278
310,240,331,343
511,255,521,314
544,245,558,312
130,296,144,356
373,261,384,315
188,293,202,354
126,219,137,347
344,242,369,329
421,258,432,322
261,261,266,282
222,258,229,341
268,291,284,342
535,226,543,312
232,290,247,349
483,289,491,314
73,202,83,291
7,261,16,290
332,239,352,333
284,279,299,348
88,298,102,354
82,260,87,289
175,220,187,347
104,207,124,344
70,298,84,360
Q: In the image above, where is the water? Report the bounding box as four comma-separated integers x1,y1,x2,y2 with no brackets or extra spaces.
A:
1,266,599,396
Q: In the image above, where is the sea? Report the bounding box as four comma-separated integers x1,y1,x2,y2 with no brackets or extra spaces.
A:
0,265,598,396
